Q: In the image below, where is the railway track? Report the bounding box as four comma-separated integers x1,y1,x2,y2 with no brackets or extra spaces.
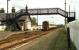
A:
0,28,56,50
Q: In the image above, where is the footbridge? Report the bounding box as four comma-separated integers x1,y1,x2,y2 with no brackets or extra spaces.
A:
3,7,76,31
15,8,75,18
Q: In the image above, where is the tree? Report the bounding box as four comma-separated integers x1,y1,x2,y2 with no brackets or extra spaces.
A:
0,8,5,13
31,17,37,25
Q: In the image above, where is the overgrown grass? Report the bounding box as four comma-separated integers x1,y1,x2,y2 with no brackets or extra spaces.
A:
56,28,77,50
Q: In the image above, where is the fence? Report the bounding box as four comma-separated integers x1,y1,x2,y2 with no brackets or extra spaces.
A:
68,20,79,50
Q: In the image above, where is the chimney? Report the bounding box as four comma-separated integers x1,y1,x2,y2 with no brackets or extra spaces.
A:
25,5,28,13
11,7,15,13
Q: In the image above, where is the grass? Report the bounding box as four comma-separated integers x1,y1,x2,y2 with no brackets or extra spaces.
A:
51,28,77,50
46,28,68,50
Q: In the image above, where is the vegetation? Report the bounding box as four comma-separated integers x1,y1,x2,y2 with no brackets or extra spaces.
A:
31,17,37,25
57,24,65,28
0,8,5,13
55,28,76,50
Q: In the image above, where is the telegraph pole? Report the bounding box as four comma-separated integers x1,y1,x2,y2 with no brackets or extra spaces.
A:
6,0,10,30
64,0,71,50
67,5,71,50
6,0,9,30
7,0,9,14
37,9,38,26
65,0,67,25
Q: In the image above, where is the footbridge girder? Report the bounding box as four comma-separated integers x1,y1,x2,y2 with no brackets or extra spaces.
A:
16,8,75,18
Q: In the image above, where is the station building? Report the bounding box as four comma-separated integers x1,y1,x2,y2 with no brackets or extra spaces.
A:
0,7,32,31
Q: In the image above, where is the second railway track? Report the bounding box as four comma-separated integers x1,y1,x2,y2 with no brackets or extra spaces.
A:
0,28,56,50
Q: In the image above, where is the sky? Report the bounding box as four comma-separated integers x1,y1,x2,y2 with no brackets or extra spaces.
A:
0,0,79,25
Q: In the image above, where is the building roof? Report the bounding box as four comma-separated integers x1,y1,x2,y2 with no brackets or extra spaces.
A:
0,13,31,22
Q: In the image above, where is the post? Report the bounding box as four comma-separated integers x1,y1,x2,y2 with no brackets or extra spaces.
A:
7,0,9,14
64,0,67,31
6,0,10,31
37,15,38,26
64,0,71,50
37,9,38,26
67,5,71,50
65,0,66,24
6,0,9,30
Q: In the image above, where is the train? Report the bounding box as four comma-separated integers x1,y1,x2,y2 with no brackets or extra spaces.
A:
42,21,49,31
42,21,57,31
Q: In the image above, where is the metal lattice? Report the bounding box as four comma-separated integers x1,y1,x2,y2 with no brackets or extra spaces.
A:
15,8,75,18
